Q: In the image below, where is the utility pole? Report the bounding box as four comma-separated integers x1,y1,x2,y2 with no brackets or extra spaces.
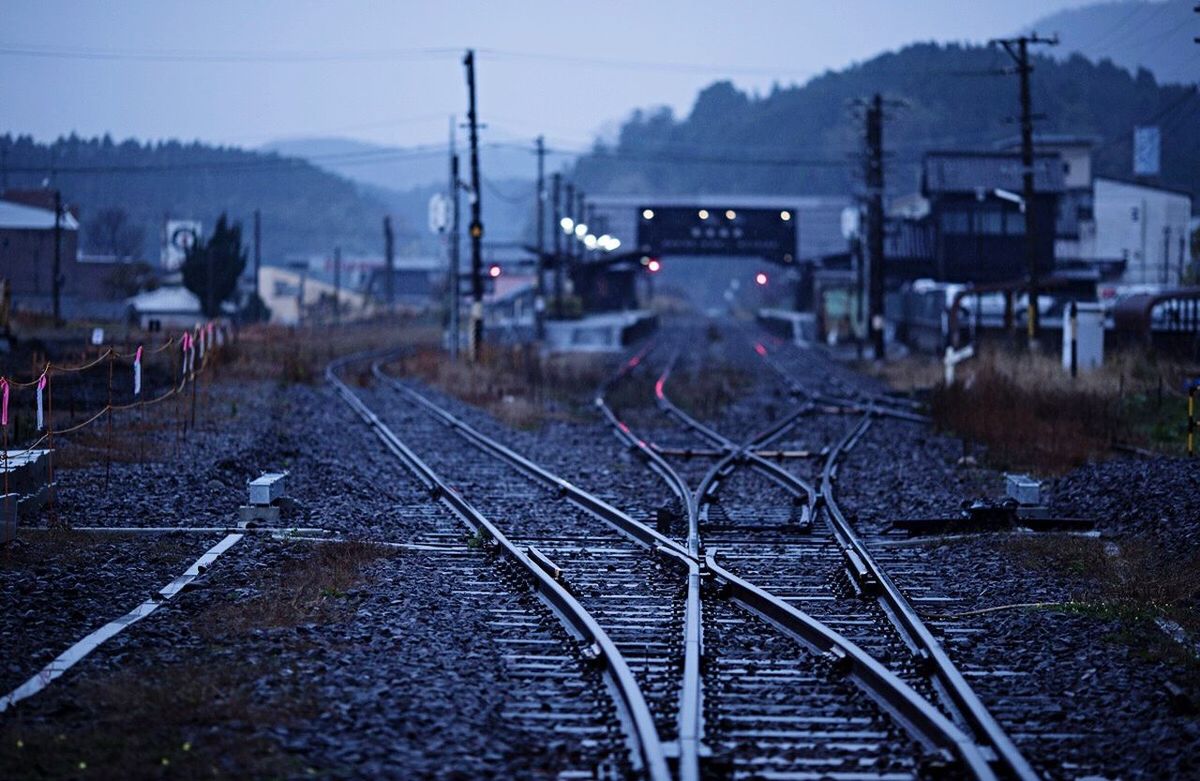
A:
448,115,461,361
551,173,562,320
534,135,546,339
52,190,62,326
564,182,575,264
575,189,586,272
993,33,1058,346
333,246,341,326
463,49,485,362
253,209,262,303
383,216,395,312
865,93,886,360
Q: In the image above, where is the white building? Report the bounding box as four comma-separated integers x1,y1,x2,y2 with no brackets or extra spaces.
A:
1089,178,1192,285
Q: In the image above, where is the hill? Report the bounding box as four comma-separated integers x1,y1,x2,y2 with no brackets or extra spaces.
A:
0,134,421,263
1028,0,1199,85
262,136,575,193
571,42,1199,202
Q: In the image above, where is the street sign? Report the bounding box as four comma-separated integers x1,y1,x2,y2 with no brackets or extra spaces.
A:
428,193,450,234
636,206,797,262
1133,126,1161,177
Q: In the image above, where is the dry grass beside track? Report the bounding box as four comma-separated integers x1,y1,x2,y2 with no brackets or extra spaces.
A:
387,345,613,429
197,541,398,634
997,534,1200,672
222,317,442,386
0,659,308,780
0,540,395,779
872,346,1197,474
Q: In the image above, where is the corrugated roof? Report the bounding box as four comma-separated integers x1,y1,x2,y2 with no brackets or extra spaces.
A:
0,200,80,231
923,151,1065,195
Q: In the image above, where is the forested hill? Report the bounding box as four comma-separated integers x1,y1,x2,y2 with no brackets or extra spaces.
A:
572,43,1199,202
0,134,420,262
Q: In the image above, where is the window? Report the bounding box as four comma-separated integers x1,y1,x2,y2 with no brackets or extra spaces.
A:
940,210,969,234
1131,207,1140,222
973,209,1003,235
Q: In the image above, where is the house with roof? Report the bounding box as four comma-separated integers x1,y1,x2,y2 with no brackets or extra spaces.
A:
885,151,1065,284
995,136,1194,287
0,196,80,305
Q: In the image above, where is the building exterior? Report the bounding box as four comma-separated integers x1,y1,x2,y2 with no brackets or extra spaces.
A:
258,263,369,325
0,197,80,302
998,137,1194,286
885,151,1065,283
1088,178,1192,285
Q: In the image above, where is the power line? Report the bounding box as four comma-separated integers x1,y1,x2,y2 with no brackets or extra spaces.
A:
0,43,461,62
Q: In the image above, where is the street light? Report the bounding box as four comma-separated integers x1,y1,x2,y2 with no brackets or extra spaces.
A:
560,217,574,233
642,209,655,220
574,223,588,237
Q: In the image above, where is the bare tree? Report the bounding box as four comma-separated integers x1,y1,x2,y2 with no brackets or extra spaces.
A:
85,207,144,260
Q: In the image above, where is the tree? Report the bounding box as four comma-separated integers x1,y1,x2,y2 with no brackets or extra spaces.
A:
85,207,144,260
182,214,247,318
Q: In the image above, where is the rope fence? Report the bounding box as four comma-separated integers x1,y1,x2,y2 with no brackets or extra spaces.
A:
0,321,235,526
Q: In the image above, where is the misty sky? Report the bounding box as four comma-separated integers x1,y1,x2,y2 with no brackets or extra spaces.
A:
2,0,1112,152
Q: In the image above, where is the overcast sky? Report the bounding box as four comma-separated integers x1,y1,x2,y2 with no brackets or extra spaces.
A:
2,0,1105,151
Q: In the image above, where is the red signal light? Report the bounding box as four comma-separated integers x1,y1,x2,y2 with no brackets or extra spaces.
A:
647,259,662,273
488,264,502,278
755,272,768,286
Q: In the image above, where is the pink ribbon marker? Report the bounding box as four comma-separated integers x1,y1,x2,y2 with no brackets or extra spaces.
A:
134,346,143,396
36,373,47,430
1,379,9,427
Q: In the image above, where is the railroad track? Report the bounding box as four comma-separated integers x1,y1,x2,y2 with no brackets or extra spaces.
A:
594,326,1040,780
327,353,669,780
358,350,1007,780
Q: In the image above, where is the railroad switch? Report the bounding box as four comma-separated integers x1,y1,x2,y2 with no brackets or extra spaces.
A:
891,497,1094,536
239,471,295,524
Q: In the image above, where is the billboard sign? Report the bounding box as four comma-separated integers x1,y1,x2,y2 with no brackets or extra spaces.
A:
1133,126,1160,177
636,206,797,262
162,220,202,270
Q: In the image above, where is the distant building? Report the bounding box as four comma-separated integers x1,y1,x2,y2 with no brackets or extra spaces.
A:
125,286,204,330
1087,178,1191,286
998,136,1194,286
1,191,163,319
0,197,80,300
886,151,1065,283
258,263,368,325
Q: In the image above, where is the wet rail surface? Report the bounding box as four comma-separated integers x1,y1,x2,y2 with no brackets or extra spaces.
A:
367,350,993,779
327,354,669,780
595,326,1046,781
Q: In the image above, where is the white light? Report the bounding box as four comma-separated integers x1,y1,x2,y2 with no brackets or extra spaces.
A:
574,223,588,237
560,217,574,233
642,209,655,220
780,210,791,221
608,237,621,251
698,209,709,220
584,234,598,250
725,210,736,220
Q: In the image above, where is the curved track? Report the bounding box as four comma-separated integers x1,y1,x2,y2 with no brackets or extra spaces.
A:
595,327,1039,781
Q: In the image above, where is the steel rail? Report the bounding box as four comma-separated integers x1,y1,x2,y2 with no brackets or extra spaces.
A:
821,414,1040,781
742,342,1040,781
369,361,705,781
754,339,932,423
597,348,994,777
325,353,670,781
